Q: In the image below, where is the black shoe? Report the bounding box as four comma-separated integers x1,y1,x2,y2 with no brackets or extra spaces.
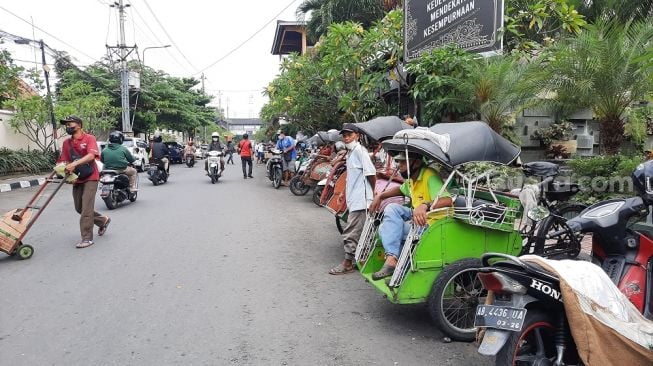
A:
244,175,247,179
248,175,253,178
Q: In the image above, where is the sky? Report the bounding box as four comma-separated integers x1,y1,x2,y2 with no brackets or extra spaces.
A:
1,0,304,119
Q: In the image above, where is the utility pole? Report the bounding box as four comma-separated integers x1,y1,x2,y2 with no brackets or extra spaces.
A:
107,0,136,134
200,73,206,142
40,40,58,154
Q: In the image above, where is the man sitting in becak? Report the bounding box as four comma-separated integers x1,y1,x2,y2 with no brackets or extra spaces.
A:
368,151,452,280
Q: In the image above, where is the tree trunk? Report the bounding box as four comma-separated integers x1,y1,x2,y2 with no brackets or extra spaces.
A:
599,117,624,155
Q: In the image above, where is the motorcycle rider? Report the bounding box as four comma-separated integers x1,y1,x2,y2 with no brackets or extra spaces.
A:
100,131,138,190
184,140,195,163
149,132,170,174
205,132,225,175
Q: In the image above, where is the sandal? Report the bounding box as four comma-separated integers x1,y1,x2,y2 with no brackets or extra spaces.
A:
328,263,355,275
98,217,111,236
372,264,396,280
76,240,94,249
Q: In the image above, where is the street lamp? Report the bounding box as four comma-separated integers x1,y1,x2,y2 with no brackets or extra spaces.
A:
142,45,171,68
13,37,58,154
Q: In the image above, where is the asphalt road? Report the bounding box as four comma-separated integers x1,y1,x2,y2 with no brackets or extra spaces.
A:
0,159,491,366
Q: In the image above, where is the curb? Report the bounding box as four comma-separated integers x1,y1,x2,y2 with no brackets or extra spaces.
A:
0,177,47,193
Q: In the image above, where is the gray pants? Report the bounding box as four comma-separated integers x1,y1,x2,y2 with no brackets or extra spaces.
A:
342,210,367,261
72,180,107,241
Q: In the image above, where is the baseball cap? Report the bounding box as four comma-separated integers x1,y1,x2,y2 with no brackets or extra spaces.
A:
339,123,358,134
59,115,83,125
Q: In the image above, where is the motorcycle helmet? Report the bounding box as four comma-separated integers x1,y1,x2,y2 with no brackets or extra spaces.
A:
632,160,653,204
211,132,219,141
153,131,162,142
109,131,124,144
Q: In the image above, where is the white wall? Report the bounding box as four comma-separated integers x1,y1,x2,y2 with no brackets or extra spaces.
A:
0,109,66,151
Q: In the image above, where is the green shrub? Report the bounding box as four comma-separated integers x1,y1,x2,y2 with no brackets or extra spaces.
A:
0,148,57,175
568,154,644,205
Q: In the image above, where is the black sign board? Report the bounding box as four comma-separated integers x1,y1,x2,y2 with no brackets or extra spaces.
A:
404,0,504,61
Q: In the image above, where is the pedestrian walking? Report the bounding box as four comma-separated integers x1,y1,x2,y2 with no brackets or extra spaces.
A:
56,115,111,249
237,133,254,179
329,123,376,275
226,140,235,164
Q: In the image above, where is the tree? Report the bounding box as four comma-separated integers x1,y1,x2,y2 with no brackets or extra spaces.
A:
406,45,479,124
56,74,119,137
504,0,587,55
4,95,55,152
535,20,653,154
572,0,653,23
296,0,384,42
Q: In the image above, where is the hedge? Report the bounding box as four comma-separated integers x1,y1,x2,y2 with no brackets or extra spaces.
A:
0,148,57,175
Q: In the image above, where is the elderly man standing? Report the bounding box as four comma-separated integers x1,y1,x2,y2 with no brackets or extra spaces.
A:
329,123,377,275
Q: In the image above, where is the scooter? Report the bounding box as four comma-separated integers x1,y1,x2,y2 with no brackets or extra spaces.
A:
99,169,138,209
147,158,168,186
266,148,283,189
185,154,195,168
476,162,653,365
207,150,223,184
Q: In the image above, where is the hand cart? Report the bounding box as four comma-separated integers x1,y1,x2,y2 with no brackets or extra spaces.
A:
0,172,67,260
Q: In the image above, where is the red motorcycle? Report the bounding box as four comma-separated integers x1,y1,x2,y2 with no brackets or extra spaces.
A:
475,160,653,365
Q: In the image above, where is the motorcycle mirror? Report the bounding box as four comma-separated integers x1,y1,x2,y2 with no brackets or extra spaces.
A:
527,206,550,222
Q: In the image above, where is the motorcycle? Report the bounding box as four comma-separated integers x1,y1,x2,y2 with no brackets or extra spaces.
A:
147,158,168,186
99,169,138,209
476,161,653,364
266,148,283,189
207,150,223,184
185,153,195,168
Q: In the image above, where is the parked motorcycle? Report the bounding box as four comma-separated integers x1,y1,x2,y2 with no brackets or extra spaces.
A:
147,158,168,186
99,169,138,209
476,161,653,365
266,148,283,189
290,153,333,196
207,150,223,184
186,154,195,168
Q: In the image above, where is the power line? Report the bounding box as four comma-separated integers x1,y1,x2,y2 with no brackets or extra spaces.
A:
194,0,298,76
127,0,190,73
140,0,198,72
0,5,101,63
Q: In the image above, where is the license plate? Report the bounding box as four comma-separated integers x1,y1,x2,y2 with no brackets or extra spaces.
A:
101,185,112,195
474,305,527,332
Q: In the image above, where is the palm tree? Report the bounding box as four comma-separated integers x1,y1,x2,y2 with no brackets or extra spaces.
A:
296,0,385,43
535,20,653,154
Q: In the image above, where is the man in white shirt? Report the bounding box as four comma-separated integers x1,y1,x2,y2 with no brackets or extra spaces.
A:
329,123,377,275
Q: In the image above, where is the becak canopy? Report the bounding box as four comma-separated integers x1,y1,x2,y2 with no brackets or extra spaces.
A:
382,121,521,169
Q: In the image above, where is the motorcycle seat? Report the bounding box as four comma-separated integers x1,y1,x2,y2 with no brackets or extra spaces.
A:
100,170,120,175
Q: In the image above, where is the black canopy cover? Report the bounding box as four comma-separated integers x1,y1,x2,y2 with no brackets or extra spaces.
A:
381,121,521,169
353,116,413,142
317,130,342,143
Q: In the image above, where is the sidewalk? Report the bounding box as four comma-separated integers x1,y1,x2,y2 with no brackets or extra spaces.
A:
0,172,50,193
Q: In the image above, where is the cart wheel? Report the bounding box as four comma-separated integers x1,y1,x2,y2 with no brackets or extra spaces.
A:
16,244,34,260
428,258,484,342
